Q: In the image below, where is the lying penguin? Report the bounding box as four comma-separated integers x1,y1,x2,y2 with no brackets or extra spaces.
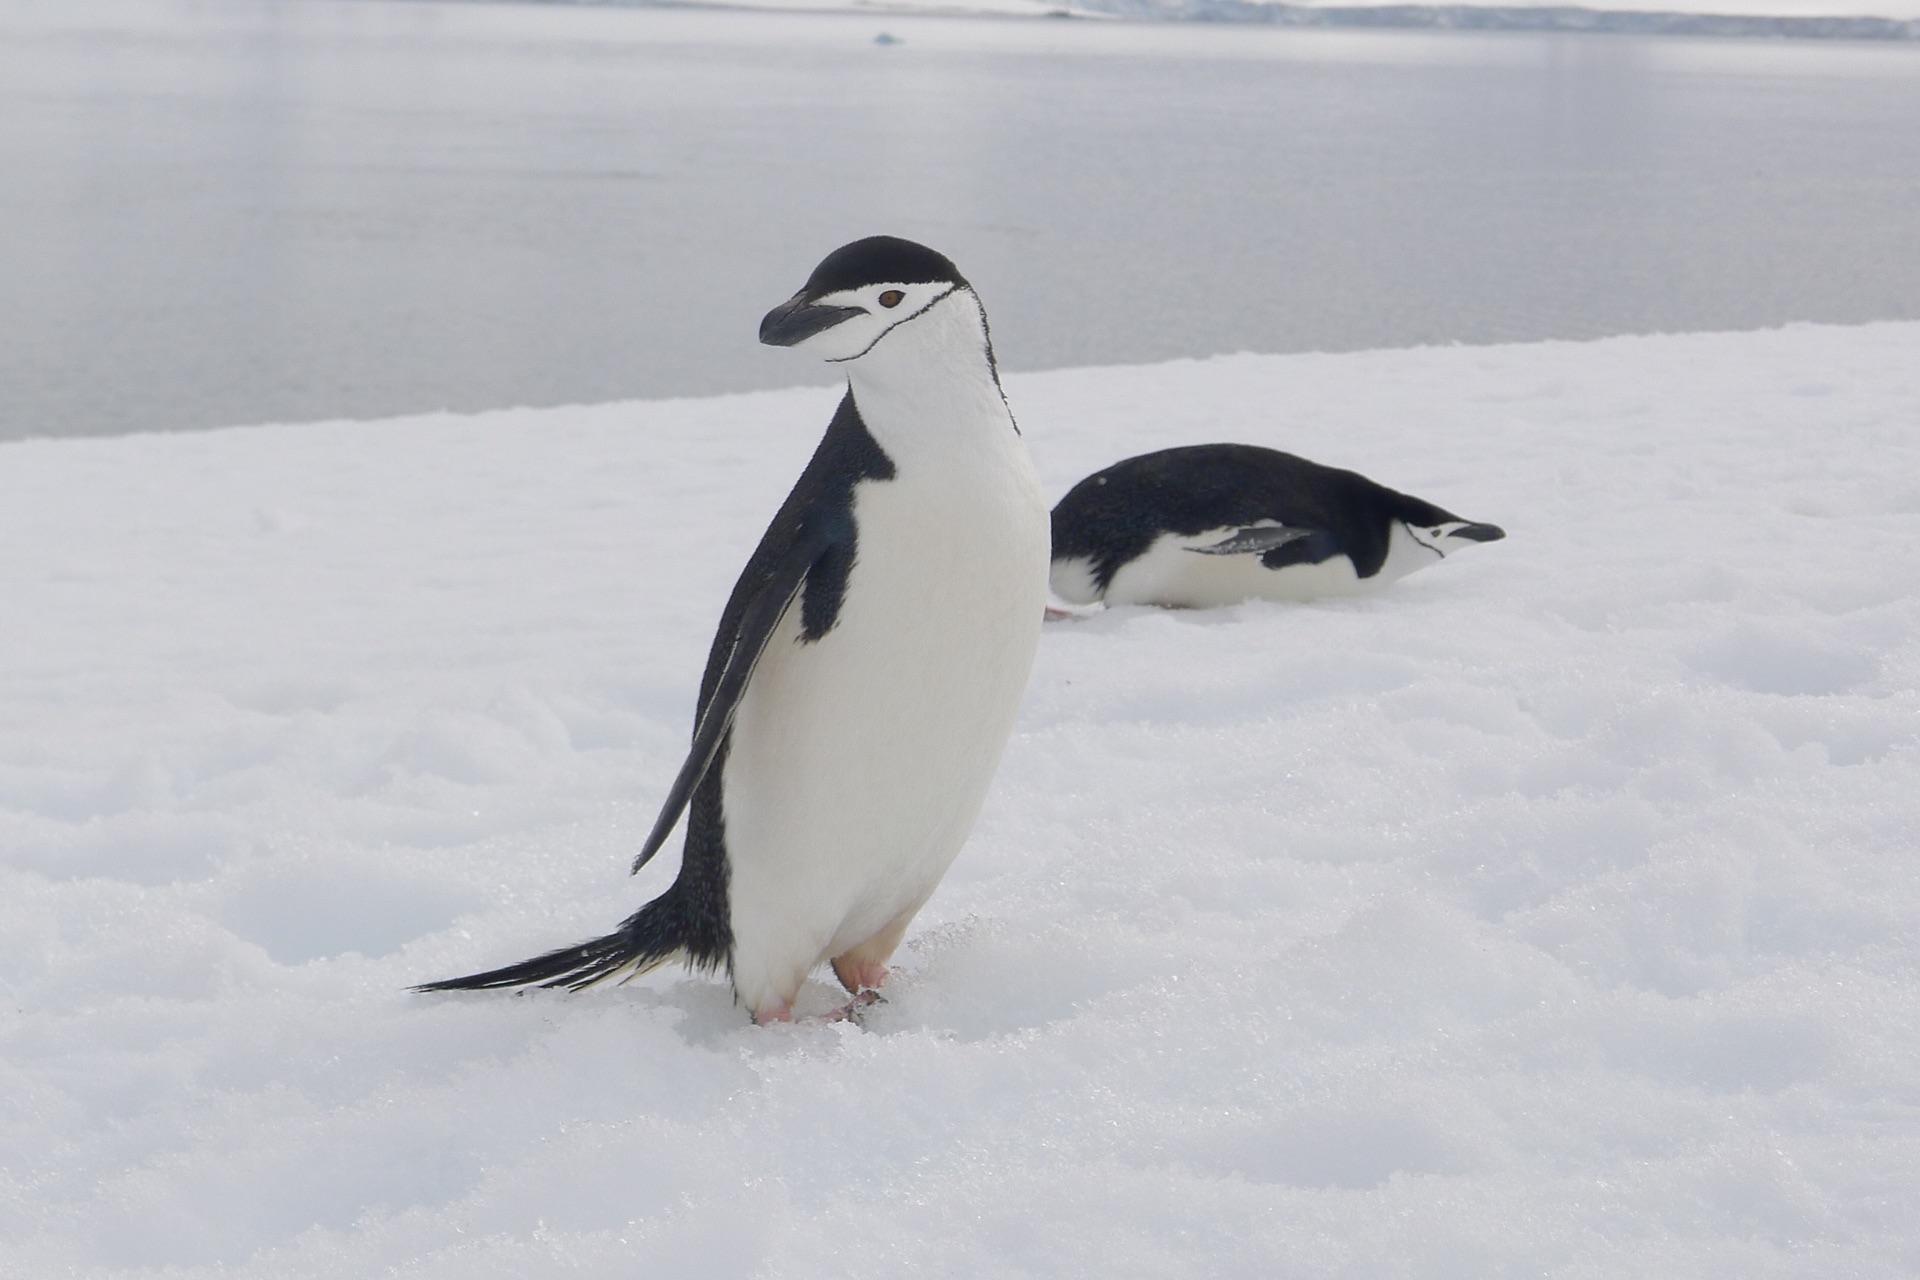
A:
419,237,1049,1023
1049,443,1503,610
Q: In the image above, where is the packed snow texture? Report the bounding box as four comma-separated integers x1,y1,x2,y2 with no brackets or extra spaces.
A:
1076,0,1920,38
3,324,1917,1276
572,0,1920,34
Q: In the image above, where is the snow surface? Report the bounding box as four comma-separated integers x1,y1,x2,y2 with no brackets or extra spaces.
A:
3,323,1918,1276
592,0,1920,32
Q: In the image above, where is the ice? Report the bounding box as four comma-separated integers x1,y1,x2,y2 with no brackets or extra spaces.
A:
12,2,1920,442
640,0,1920,30
2,322,1917,1276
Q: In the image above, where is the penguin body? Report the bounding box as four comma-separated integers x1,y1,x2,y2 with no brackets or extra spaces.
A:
420,238,1048,1022
1050,443,1504,610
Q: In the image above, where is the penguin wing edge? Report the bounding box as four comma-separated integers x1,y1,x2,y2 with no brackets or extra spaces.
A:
1186,525,1316,556
628,524,831,874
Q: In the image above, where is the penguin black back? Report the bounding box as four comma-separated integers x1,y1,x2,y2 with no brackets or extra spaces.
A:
1053,443,1471,594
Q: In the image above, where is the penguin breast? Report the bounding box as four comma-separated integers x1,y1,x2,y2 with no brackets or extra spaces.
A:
720,428,1049,1012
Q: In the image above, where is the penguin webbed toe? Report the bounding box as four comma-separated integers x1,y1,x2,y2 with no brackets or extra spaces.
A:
830,990,886,1025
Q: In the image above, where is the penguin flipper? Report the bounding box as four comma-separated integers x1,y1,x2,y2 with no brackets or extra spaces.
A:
627,520,834,875
1186,525,1315,556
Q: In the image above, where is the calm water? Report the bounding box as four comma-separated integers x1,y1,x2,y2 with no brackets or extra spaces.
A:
3,0,1919,439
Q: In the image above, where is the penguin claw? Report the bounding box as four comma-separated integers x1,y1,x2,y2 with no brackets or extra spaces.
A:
748,991,883,1027
826,990,886,1026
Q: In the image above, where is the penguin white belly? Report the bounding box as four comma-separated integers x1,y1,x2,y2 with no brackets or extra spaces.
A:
720,459,1048,1012
1103,522,1442,608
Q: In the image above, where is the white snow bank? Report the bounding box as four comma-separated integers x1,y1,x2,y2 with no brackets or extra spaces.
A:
2,323,1917,1276
629,0,1920,33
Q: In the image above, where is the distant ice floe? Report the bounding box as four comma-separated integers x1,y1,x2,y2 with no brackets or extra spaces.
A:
515,0,1920,37
1078,0,1920,37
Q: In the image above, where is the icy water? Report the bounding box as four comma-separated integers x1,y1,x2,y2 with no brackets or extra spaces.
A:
3,0,1919,440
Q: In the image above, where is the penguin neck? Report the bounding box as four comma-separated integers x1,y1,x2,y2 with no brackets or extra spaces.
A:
842,290,1015,469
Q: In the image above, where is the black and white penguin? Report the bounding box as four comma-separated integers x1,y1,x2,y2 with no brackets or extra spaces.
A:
1049,443,1504,610
419,237,1049,1023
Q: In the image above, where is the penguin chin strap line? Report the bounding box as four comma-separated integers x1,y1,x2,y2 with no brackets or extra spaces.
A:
824,284,961,364
1403,524,1449,559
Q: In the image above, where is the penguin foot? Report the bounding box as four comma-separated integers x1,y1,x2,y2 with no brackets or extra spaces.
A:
752,1002,795,1026
826,990,885,1025
831,956,889,994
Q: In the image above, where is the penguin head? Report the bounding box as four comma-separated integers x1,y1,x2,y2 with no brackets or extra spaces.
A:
1407,520,1507,556
759,236,972,364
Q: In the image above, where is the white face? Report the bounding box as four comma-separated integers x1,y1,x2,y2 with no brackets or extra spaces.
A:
1409,520,1500,555
775,280,961,363
1404,523,1457,558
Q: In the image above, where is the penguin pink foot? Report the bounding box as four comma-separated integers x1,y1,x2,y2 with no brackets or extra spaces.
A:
752,1002,795,1026
825,990,885,1024
832,956,889,994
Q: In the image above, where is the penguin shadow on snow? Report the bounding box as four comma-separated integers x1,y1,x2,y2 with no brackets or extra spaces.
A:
1046,443,1506,616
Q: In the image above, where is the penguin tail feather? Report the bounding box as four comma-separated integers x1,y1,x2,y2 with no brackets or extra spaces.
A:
414,901,694,994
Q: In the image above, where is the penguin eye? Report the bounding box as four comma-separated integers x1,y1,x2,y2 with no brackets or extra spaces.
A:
877,289,905,309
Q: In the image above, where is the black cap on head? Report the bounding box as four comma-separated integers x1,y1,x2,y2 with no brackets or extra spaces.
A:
802,236,968,298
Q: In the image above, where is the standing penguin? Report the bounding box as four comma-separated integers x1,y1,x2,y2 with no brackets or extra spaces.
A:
419,237,1049,1023
1050,443,1504,610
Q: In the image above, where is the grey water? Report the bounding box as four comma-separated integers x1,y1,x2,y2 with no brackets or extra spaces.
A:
3,0,1919,441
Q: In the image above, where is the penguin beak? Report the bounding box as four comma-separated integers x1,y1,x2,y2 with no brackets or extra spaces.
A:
759,293,864,347
1448,522,1506,543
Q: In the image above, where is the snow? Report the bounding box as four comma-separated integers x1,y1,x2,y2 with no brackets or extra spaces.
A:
596,0,1920,33
3,322,1918,1276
